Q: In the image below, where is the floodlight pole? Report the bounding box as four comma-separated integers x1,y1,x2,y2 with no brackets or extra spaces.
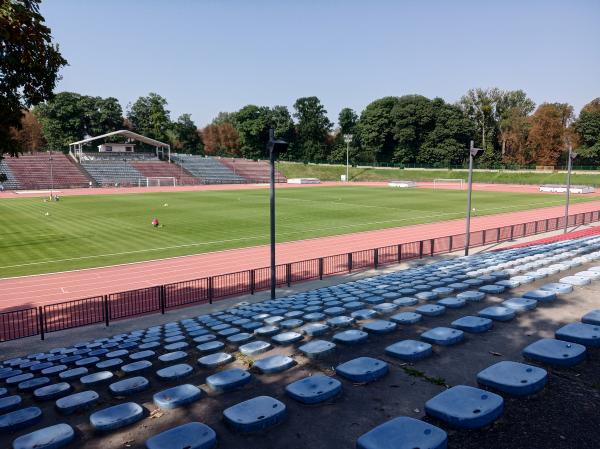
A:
267,129,289,300
464,141,482,256
564,145,575,233
344,134,353,182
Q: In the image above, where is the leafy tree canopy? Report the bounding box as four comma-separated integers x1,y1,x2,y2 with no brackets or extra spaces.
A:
127,93,171,143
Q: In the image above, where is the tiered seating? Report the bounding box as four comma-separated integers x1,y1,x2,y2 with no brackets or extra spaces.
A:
171,155,246,184
81,160,143,187
130,161,200,185
3,153,90,190
0,161,19,190
219,158,286,183
2,235,600,447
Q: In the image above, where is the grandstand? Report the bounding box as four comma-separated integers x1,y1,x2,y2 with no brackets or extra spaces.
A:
1,153,90,190
0,161,19,190
219,157,287,183
171,154,247,184
0,233,599,448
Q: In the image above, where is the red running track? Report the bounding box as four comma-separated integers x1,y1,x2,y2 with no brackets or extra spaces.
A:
1,199,600,310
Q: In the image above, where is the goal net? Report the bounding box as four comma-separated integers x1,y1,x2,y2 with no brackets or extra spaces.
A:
433,178,464,189
140,177,177,187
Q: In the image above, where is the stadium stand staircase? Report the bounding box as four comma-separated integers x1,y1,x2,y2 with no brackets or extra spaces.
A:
171,155,246,184
130,161,200,185
218,158,287,183
2,153,90,190
2,234,600,447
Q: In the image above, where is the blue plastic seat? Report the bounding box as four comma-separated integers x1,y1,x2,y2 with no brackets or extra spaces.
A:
146,422,217,449
303,312,326,322
18,377,50,392
356,416,447,449
415,304,446,317
285,375,342,404
582,309,600,326
437,297,466,309
421,327,464,346
239,340,271,356
479,285,505,294
502,297,537,313
477,361,547,396
333,329,369,345
254,325,280,337
55,390,99,415
80,371,113,386
253,355,295,374
223,396,286,433
522,338,586,367
351,309,378,320
478,306,515,322
555,322,600,347
90,402,144,431
540,283,573,295
361,320,397,334
390,312,422,325
299,340,336,359
206,368,251,392
327,316,354,328
385,340,433,362
197,353,233,368
272,331,303,345
196,341,225,354
415,292,438,301
226,333,254,345
32,382,71,401
109,376,150,396
451,316,493,333
335,357,388,382
0,406,42,431
12,423,75,449
153,384,204,409
121,360,152,374
457,291,486,302
301,323,329,337
393,297,418,307
0,395,22,413
425,385,503,429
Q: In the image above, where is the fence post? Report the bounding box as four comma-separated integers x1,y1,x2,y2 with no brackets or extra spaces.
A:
286,263,292,287
250,270,255,295
208,277,213,304
159,285,166,314
103,295,110,327
38,306,45,341
510,225,514,240
496,227,500,242
545,218,549,230
318,258,324,280
348,253,353,272
483,230,486,243
419,241,424,258
374,249,379,269
397,244,402,262
430,239,434,256
534,221,538,234
448,235,453,252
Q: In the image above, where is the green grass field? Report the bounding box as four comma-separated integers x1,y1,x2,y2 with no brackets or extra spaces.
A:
277,162,600,186
0,186,594,278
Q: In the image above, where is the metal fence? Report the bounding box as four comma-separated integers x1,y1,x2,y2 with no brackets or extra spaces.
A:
1,210,599,342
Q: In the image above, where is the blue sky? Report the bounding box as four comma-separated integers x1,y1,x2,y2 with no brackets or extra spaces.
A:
42,0,599,127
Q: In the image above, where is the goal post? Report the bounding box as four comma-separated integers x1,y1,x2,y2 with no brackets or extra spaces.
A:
139,177,177,187
433,178,465,189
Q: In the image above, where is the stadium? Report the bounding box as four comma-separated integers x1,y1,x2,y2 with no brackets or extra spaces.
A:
1,2,600,449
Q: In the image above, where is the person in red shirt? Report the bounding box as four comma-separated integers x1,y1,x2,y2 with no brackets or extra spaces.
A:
152,218,159,227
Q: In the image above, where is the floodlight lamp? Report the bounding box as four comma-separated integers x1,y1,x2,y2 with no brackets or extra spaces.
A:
267,129,289,158
343,134,353,144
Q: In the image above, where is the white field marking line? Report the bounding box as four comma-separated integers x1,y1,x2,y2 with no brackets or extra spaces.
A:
0,197,594,271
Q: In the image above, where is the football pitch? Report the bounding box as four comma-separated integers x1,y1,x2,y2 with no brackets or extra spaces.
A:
0,186,593,278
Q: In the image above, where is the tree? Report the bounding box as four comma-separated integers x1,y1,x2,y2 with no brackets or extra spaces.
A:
232,105,272,159
459,88,502,164
338,108,358,135
573,98,600,165
527,103,574,166
356,97,400,163
269,105,296,160
201,123,241,156
127,93,171,143
12,110,45,152
170,114,203,154
496,90,535,164
293,96,332,162
34,92,124,151
0,0,67,174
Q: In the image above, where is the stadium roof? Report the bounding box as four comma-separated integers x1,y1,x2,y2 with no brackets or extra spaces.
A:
69,130,169,148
